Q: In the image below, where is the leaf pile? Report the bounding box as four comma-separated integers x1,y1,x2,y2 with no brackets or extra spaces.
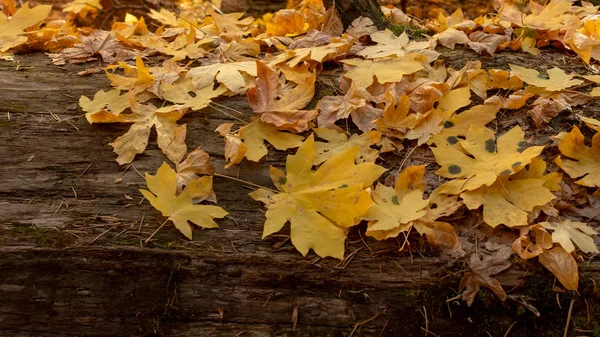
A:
4,0,600,306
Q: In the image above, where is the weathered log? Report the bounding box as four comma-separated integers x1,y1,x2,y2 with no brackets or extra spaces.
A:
0,50,599,336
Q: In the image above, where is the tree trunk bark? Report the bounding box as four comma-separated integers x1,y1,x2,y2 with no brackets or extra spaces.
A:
328,0,390,30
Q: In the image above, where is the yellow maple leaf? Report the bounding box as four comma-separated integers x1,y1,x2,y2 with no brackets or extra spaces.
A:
0,2,51,52
364,166,430,240
231,119,304,164
313,128,380,165
106,55,155,96
80,89,131,122
63,0,102,18
433,125,544,194
522,0,571,31
488,69,523,90
140,162,227,239
249,135,386,259
187,61,256,92
429,104,499,148
265,9,308,36
509,64,583,92
554,126,600,188
341,53,425,88
160,79,227,110
108,103,189,165
210,10,254,36
461,174,556,228
540,219,598,254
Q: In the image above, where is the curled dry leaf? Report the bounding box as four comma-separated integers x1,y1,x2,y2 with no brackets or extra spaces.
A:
176,147,213,191
554,126,600,188
140,163,228,239
250,135,386,259
512,224,553,259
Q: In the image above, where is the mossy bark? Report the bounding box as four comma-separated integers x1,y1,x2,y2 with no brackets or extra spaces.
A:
325,0,390,30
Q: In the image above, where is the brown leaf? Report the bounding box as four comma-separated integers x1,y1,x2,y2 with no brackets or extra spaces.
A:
321,4,343,36
467,31,507,55
538,246,579,290
247,61,316,132
527,98,568,128
49,30,141,65
459,270,507,307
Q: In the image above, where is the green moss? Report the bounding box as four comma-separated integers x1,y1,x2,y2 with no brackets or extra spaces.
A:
388,23,407,36
12,225,75,247
305,82,337,110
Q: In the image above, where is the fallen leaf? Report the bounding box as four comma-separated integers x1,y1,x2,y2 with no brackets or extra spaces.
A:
413,188,462,250
140,162,228,239
249,135,386,259
512,224,553,259
247,61,317,132
433,125,544,194
105,103,190,165
538,246,579,290
509,64,583,92
187,60,257,92
554,126,600,188
239,119,304,162
342,53,425,88
313,128,380,165
364,166,430,240
540,219,599,254
176,147,213,189
0,2,51,52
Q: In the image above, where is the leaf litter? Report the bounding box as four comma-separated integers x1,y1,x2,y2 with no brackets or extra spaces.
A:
4,0,600,309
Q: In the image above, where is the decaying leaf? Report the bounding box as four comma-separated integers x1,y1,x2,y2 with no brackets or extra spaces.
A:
250,135,386,259
140,162,228,239
459,246,512,306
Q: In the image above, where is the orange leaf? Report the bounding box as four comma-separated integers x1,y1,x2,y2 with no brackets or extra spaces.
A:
538,247,579,290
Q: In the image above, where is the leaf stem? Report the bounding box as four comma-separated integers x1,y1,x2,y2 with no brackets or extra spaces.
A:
214,172,278,193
